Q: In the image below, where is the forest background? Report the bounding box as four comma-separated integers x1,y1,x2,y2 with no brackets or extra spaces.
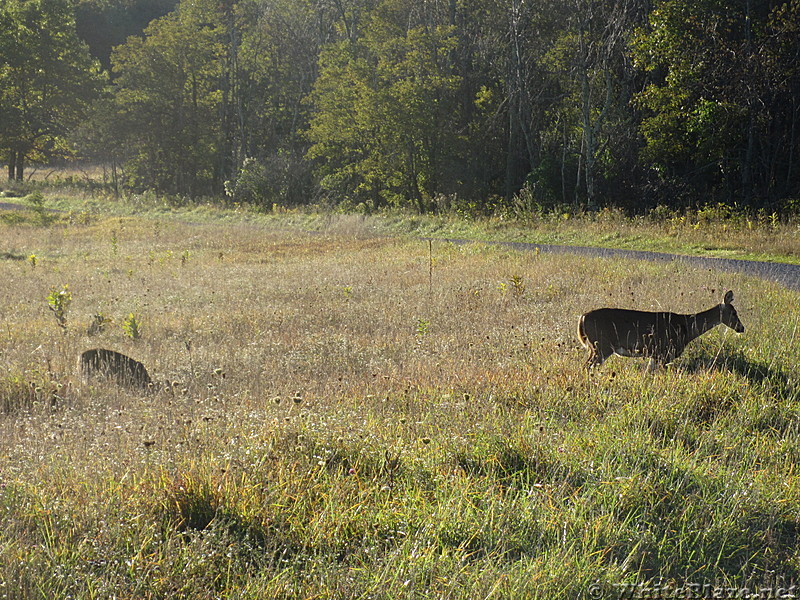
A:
1,0,800,216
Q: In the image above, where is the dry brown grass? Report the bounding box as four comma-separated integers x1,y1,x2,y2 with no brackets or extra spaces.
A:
1,214,797,598
0,216,772,466
0,216,759,399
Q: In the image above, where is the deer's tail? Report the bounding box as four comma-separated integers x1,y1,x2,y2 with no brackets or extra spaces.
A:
577,314,589,349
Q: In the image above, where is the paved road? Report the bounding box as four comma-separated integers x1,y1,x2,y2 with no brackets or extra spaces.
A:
0,200,58,212
0,201,28,211
437,238,800,292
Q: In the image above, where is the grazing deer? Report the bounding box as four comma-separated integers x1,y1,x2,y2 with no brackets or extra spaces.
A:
578,290,745,371
79,348,153,390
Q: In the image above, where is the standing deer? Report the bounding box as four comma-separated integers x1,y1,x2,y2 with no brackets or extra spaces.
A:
79,348,153,390
578,290,745,371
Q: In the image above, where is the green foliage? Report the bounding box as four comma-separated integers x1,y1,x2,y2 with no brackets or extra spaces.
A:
8,0,800,214
415,318,430,337
630,0,800,205
0,0,104,179
223,157,269,205
104,0,321,199
26,191,45,208
46,285,72,331
74,0,178,71
87,312,112,336
122,312,143,339
509,274,526,296
306,20,463,211
223,155,313,208
109,0,226,195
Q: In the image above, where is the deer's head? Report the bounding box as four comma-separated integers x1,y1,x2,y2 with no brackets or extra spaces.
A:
721,290,745,333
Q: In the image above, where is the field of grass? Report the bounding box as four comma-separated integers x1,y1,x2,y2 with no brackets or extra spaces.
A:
4,179,800,264
1,206,800,598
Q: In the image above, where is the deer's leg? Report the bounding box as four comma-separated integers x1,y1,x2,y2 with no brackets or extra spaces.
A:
586,354,603,369
585,342,612,369
646,348,676,372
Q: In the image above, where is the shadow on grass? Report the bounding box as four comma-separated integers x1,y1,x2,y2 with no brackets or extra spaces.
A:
679,348,800,437
682,348,795,391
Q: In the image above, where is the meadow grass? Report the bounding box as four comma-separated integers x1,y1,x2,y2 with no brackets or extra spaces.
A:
0,211,799,598
4,179,800,264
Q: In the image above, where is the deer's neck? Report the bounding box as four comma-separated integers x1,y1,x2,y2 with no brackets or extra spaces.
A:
685,304,722,342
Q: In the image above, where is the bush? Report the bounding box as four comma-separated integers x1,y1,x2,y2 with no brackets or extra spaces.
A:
224,153,314,208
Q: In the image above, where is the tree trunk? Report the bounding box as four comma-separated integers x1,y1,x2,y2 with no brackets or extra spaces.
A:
111,160,120,198
742,108,754,205
15,151,24,181
581,65,596,208
787,96,796,192
505,90,521,201
561,118,568,203
220,0,240,191
741,0,754,205
505,0,535,201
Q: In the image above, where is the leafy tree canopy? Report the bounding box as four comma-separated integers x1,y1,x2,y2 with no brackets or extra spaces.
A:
0,0,105,180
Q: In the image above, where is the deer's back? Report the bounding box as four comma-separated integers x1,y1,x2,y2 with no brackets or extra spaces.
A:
79,348,153,389
581,308,688,351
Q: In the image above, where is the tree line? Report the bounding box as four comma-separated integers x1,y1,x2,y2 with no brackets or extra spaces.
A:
2,0,799,214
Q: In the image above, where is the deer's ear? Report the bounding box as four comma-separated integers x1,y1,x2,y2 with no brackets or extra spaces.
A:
724,290,734,305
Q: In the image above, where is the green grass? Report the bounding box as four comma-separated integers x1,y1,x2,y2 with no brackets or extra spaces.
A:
4,182,800,263
0,195,799,598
